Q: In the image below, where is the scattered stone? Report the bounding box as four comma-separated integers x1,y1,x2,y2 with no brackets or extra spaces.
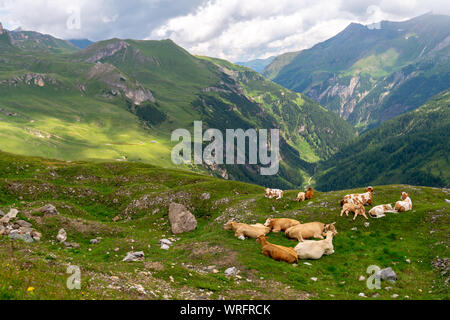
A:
391,294,399,298
168,203,197,234
123,251,145,262
159,238,172,250
359,275,366,281
377,267,398,281
364,222,370,228
112,216,120,222
15,220,32,228
406,259,411,264
224,267,238,276
131,284,147,295
200,193,210,200
90,239,99,244
33,204,58,215
311,277,318,282
31,230,41,241
372,293,380,298
304,262,312,266
445,199,450,204
351,227,357,231
9,233,33,243
64,242,80,250
56,229,67,243
358,293,366,297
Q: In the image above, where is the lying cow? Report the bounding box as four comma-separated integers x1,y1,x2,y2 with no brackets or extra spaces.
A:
296,192,306,202
224,220,270,240
340,202,368,220
305,188,314,200
341,186,373,206
285,222,337,242
394,192,412,212
369,204,396,218
265,188,283,200
257,235,298,263
264,218,300,232
294,231,335,260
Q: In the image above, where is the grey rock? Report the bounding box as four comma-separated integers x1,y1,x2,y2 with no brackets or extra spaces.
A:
377,267,398,281
160,244,170,250
90,239,99,244
39,204,58,215
159,239,172,246
123,251,145,262
200,193,211,200
56,228,67,242
9,233,33,243
168,203,197,234
64,242,80,249
224,267,238,276
15,220,32,228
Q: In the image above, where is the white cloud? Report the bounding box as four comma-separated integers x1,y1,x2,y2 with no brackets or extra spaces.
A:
149,0,450,61
0,0,449,61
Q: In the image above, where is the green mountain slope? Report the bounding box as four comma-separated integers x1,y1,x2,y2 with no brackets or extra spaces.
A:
0,28,355,189
10,29,79,54
263,14,450,131
316,90,450,191
0,150,448,300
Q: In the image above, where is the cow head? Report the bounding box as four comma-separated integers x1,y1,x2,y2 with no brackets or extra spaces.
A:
224,220,236,230
401,192,408,200
256,235,267,244
263,218,272,227
367,186,374,193
323,222,338,236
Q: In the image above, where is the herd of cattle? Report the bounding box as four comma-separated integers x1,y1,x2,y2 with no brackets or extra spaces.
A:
224,187,413,263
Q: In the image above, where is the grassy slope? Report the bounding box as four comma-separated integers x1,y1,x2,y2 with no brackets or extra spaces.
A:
0,150,448,300
316,90,450,191
0,37,355,189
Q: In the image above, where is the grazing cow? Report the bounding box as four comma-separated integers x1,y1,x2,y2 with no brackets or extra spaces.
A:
265,188,283,200
257,235,298,263
340,202,368,220
296,192,306,202
341,187,373,207
369,204,395,218
294,231,335,260
285,222,337,242
394,192,412,212
224,221,270,240
264,218,300,232
305,188,314,200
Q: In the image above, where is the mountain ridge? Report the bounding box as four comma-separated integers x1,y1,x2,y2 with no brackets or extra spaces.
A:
263,14,450,132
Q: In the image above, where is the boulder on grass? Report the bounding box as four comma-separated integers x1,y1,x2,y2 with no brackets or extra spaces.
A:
168,203,197,235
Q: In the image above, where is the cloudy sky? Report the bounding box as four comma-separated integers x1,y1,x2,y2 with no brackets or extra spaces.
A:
0,0,449,61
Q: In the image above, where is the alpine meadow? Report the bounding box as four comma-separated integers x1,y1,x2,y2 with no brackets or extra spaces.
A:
0,2,448,304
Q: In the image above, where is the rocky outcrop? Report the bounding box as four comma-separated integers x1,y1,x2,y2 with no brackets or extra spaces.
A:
87,63,155,105
168,203,197,235
86,41,130,63
0,73,56,88
0,208,41,242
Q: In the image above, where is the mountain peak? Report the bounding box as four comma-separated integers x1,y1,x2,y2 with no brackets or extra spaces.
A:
0,22,4,34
